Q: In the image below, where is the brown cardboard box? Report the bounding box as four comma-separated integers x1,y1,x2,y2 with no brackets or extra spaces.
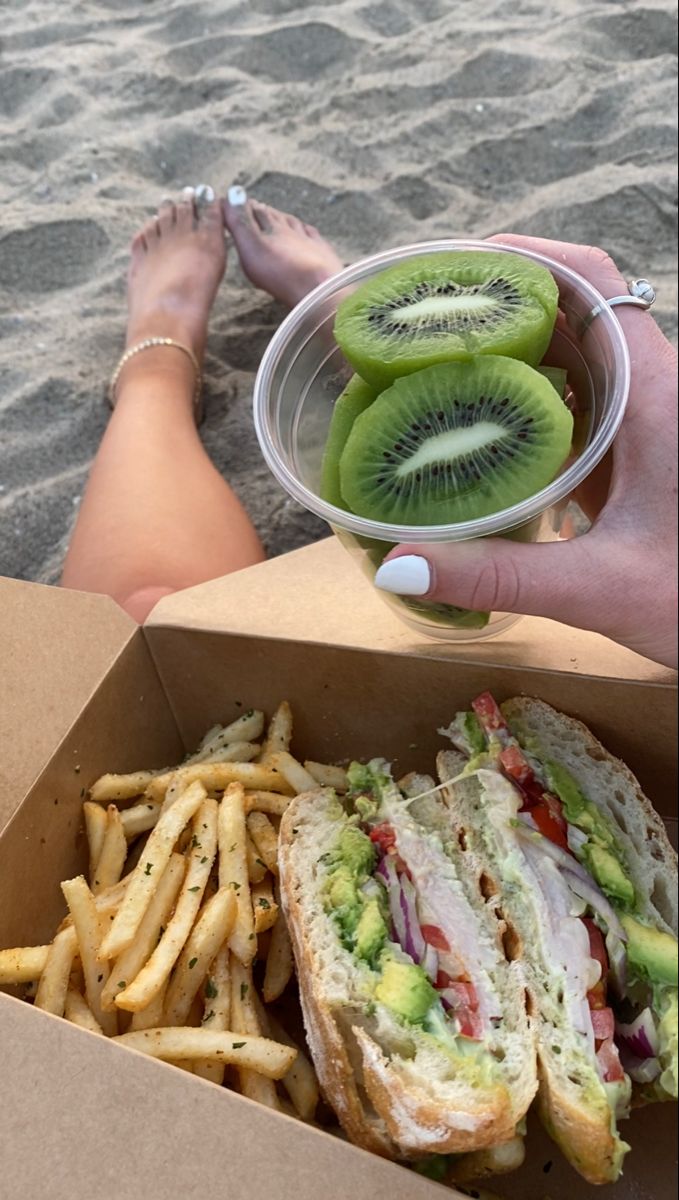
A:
0,558,676,1199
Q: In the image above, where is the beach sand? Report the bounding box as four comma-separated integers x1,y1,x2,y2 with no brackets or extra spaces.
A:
0,0,676,585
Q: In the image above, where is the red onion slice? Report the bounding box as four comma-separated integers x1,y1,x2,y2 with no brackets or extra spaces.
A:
620,1051,662,1084
615,1008,659,1059
515,824,627,942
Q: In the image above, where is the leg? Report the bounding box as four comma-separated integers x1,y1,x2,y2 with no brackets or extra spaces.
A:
61,199,265,623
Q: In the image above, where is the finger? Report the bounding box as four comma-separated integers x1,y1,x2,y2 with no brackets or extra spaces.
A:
373,536,612,633
485,234,626,296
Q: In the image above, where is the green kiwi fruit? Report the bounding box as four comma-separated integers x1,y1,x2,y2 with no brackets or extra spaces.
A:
538,365,567,399
320,375,376,507
334,251,559,388
338,356,573,525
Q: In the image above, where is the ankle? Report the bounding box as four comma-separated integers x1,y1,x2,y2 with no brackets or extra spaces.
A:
113,349,199,416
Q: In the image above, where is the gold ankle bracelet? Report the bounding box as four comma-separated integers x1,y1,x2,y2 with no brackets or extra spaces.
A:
108,337,203,420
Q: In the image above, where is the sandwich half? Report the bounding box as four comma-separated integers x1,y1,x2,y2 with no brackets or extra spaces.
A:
278,760,537,1159
437,692,678,1185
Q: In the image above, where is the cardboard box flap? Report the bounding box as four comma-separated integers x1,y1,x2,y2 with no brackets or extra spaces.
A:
1,996,448,1200
145,538,676,683
0,577,136,831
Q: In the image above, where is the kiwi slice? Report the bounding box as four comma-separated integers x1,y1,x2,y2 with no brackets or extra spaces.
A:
538,365,567,399
320,375,376,507
339,356,573,525
334,251,558,388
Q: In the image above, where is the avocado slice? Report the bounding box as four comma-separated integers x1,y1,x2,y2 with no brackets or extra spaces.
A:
583,843,635,909
621,915,679,988
375,959,437,1025
355,897,388,965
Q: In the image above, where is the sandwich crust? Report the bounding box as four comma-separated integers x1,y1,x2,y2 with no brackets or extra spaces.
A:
278,792,395,1158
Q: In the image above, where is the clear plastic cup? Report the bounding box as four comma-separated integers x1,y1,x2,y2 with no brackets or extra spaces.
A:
253,239,630,641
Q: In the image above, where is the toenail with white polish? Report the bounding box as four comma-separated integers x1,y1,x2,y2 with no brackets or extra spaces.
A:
194,184,215,205
374,555,431,596
182,186,195,198
228,185,248,206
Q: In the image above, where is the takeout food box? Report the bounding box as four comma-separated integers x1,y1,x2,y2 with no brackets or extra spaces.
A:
0,551,677,1200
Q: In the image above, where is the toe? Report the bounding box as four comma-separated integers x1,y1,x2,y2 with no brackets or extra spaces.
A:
175,200,195,233
251,202,275,234
143,216,160,247
285,214,305,233
199,199,223,229
157,203,176,236
304,222,321,239
223,196,257,237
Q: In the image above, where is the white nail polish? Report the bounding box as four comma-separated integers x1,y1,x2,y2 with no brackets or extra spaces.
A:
194,183,215,205
182,186,195,198
228,184,248,206
374,555,431,596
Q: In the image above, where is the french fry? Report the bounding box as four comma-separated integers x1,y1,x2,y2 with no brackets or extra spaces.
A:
193,943,231,1084
0,945,50,984
64,988,104,1035
163,887,237,1025
115,799,218,1011
218,783,254,965
252,877,278,934
246,833,267,885
83,801,107,884
99,853,185,1013
34,925,77,1017
246,811,279,877
304,761,349,792
266,751,317,796
120,799,161,840
243,790,292,817
159,774,185,816
90,770,160,804
258,1005,319,1121
230,960,279,1110
259,701,293,762
199,741,261,765
147,761,291,803
263,891,293,1003
92,805,127,893
98,780,206,961
112,1028,296,1077
129,984,166,1032
61,876,117,1036
188,711,266,763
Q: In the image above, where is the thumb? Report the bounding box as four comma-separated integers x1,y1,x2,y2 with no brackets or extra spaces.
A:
374,536,604,631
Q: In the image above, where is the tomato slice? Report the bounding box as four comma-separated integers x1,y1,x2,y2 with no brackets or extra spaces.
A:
435,970,455,990
369,823,396,855
440,982,482,1039
421,924,451,952
591,1006,615,1043
596,1038,625,1083
499,744,533,785
583,917,609,980
446,981,478,1010
472,692,509,737
532,803,570,851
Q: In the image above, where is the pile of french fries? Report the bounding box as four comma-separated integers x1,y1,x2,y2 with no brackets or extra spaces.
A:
0,702,349,1122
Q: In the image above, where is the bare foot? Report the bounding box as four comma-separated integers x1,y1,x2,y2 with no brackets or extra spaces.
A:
223,197,343,307
126,198,226,361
